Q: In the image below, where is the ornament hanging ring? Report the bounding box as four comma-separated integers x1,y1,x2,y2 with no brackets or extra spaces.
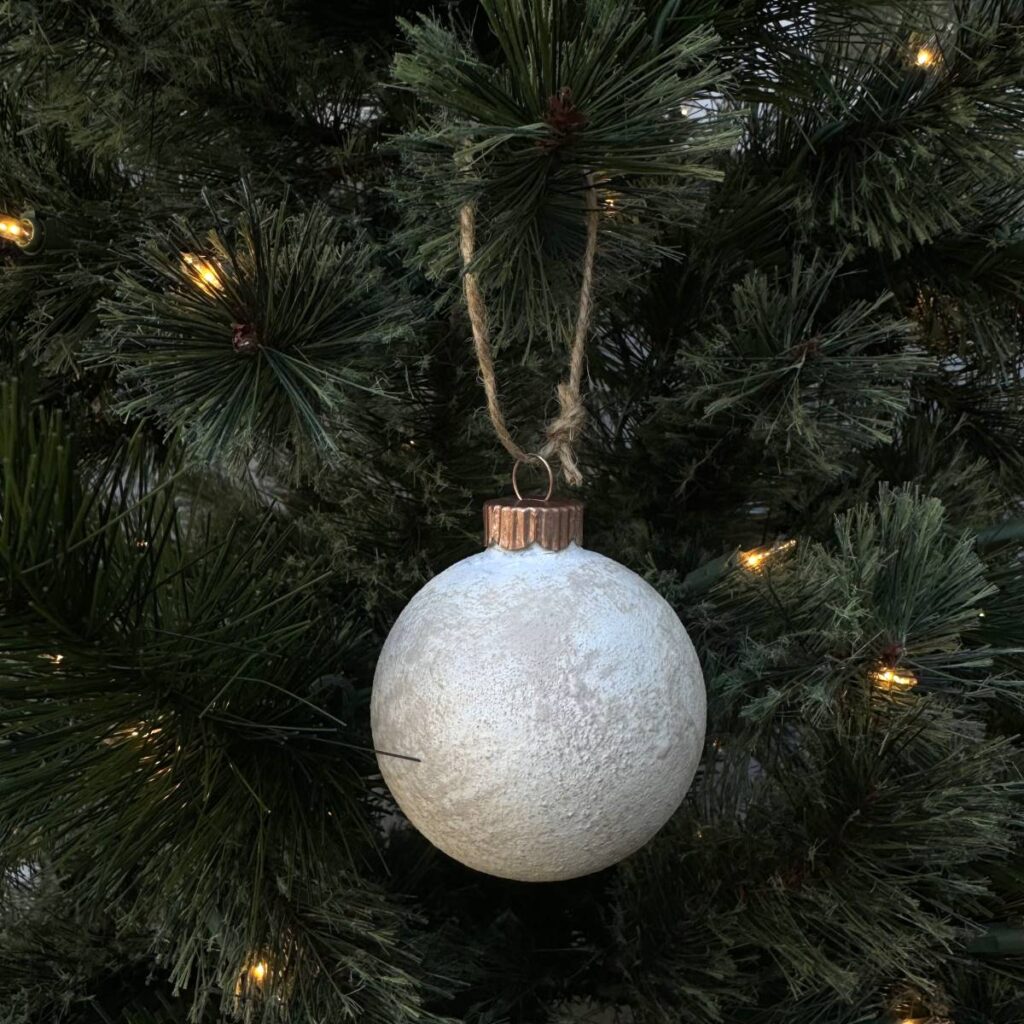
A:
512,454,555,503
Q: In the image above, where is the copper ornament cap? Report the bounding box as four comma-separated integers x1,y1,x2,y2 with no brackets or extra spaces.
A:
483,497,584,552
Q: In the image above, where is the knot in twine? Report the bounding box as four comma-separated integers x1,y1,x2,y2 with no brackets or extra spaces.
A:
540,379,587,488
459,175,598,489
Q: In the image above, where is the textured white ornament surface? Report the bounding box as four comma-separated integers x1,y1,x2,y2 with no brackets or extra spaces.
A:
371,543,706,882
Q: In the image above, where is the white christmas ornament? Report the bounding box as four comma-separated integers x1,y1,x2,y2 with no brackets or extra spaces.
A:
371,496,706,882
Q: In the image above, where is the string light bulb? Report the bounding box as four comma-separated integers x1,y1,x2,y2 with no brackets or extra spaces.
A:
739,538,797,572
915,47,936,67
870,665,918,692
101,717,169,748
235,957,276,999
181,252,224,293
0,214,35,248
740,549,768,571
892,1008,952,1024
888,984,952,1024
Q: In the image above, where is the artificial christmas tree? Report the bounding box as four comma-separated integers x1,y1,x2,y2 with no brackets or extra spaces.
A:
2,2,1024,1023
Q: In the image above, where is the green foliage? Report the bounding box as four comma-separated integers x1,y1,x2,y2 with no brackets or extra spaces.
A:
0,0,381,187
614,711,1021,1022
0,85,124,373
391,0,738,349
729,716,1018,1002
709,488,1006,724
608,487,1024,1022
1,1,1024,1022
679,258,929,479
0,872,165,1024
0,381,443,1022
97,185,414,479
863,408,1008,531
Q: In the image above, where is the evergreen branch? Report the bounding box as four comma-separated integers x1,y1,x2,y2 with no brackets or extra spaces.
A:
95,182,416,480
389,0,739,350
0,379,442,1023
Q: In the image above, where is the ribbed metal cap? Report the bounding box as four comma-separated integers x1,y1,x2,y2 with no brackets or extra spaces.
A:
483,498,584,552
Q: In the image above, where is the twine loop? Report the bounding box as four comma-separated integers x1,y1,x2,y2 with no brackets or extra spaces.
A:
459,174,599,489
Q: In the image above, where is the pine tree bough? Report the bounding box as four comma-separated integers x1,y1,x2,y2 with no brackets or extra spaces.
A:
1,1,1024,1022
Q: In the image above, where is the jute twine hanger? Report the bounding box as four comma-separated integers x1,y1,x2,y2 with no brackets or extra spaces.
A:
459,173,599,489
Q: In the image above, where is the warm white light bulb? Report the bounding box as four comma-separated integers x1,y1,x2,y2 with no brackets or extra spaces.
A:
0,215,34,247
740,549,766,570
870,665,918,692
181,252,224,293
739,539,796,573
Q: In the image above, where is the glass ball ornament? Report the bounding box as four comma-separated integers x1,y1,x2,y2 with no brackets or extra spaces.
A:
371,480,706,882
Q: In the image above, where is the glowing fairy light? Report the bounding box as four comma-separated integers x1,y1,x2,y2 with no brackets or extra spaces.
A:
181,252,224,293
101,718,167,748
0,215,33,246
870,666,918,692
739,539,797,572
234,956,275,999
888,984,951,1024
